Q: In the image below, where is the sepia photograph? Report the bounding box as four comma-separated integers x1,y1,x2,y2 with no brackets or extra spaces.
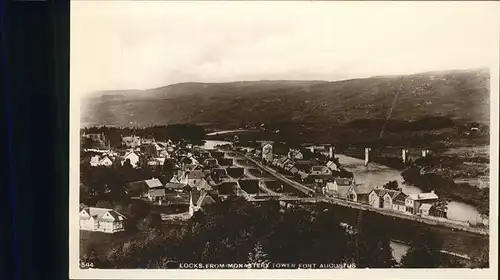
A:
70,1,499,279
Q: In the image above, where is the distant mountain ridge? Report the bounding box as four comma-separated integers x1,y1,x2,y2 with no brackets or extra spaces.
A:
81,68,490,128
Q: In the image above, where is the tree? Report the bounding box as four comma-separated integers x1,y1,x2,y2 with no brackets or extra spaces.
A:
80,249,100,269
247,241,269,267
401,231,443,268
161,159,176,182
81,137,98,149
383,180,400,191
96,200,114,209
433,199,449,218
356,219,397,268
137,212,162,232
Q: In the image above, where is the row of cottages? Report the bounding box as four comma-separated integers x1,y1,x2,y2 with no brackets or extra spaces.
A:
368,188,444,217
79,207,127,233
369,189,407,211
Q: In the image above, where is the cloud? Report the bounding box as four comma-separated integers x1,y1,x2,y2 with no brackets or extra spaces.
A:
71,1,500,97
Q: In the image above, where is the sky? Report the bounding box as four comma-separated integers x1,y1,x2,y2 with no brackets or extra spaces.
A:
71,1,500,97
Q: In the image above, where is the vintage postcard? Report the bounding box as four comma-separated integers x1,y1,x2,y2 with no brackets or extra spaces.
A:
70,1,499,279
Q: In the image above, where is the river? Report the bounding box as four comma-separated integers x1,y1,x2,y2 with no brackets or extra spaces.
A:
336,154,483,224
202,140,478,263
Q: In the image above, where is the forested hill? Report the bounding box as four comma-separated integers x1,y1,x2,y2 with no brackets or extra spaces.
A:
81,68,490,128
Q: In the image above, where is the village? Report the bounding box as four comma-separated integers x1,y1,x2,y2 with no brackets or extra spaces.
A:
79,132,457,235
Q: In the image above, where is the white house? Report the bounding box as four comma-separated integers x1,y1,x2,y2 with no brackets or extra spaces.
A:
418,203,433,216
382,190,402,210
90,155,113,167
407,191,439,215
392,192,408,212
79,207,126,233
326,160,340,172
122,150,140,168
324,178,353,198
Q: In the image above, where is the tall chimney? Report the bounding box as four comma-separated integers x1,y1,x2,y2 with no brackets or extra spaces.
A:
329,146,335,159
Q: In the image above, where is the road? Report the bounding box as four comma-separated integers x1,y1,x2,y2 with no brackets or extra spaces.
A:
243,153,488,236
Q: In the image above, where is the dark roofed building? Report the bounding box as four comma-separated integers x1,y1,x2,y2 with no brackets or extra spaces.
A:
217,158,233,167
214,181,239,196
238,180,261,194
165,182,188,191
226,167,244,179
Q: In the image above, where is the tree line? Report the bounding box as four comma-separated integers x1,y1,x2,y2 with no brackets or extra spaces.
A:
82,124,206,148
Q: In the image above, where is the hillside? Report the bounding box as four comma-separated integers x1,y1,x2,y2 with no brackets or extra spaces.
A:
81,69,490,128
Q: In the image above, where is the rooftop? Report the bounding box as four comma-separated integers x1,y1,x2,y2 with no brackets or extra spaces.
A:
409,191,439,201
419,203,433,211
334,178,353,186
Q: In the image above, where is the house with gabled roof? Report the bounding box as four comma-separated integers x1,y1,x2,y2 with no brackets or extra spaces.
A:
79,207,127,233
122,150,140,168
311,165,332,176
324,178,354,199
347,184,375,204
122,136,141,148
392,192,408,212
406,191,439,215
124,178,164,199
326,160,340,172
186,170,204,188
89,155,114,167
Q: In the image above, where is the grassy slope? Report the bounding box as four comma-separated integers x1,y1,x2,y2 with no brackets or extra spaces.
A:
81,69,490,128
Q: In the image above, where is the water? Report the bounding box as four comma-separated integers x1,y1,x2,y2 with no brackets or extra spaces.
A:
201,140,233,150
336,154,483,224
206,130,250,136
390,241,410,264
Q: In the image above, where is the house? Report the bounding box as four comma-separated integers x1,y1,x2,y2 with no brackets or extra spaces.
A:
289,166,299,175
407,191,439,215
309,174,333,185
298,171,309,181
392,192,408,212
326,160,340,172
98,156,113,166
147,157,166,166
324,178,354,199
368,189,383,208
311,166,332,176
89,155,113,167
214,181,240,197
148,188,166,205
79,207,126,233
165,182,188,192
347,184,374,204
288,149,303,160
381,190,402,209
122,136,141,148
122,150,140,168
124,178,164,198
418,203,433,216
83,133,106,143
186,170,204,188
